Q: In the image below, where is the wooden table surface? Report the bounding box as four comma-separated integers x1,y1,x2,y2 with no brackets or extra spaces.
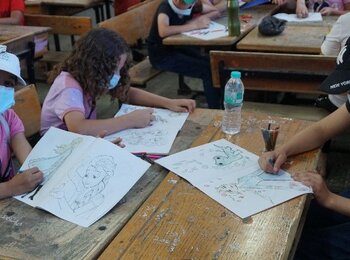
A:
99,109,319,260
0,24,50,56
163,4,278,47
237,16,338,54
0,108,218,259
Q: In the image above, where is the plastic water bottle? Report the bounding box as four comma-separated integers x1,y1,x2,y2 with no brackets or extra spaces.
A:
222,71,244,135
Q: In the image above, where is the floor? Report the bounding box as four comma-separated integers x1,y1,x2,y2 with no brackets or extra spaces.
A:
30,5,349,194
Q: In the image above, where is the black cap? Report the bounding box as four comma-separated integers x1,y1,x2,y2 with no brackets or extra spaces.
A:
320,37,350,94
258,16,286,36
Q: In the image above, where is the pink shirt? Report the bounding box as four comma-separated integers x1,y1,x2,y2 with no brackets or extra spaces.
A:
40,71,96,135
0,109,25,181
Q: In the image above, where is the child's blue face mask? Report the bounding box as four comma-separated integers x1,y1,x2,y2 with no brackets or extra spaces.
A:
168,0,194,16
0,85,15,114
108,74,121,90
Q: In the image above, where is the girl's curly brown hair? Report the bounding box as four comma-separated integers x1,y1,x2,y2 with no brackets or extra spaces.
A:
48,28,131,103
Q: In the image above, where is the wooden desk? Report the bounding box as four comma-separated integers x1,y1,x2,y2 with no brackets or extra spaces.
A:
163,4,278,47
0,109,217,259
99,109,319,259
25,0,111,21
237,16,338,54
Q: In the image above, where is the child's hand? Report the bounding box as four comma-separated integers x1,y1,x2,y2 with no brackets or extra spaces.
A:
320,7,335,15
191,16,211,30
9,167,43,196
167,99,196,113
292,171,332,207
296,2,308,18
258,149,287,174
97,130,125,148
128,108,155,128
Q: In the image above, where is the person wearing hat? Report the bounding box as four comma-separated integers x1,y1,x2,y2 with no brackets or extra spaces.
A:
0,0,25,25
147,0,222,109
0,45,43,199
258,42,350,258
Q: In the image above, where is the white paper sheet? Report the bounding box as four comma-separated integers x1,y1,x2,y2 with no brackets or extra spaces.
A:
104,104,189,154
182,21,228,40
156,139,312,218
15,127,150,227
273,12,323,22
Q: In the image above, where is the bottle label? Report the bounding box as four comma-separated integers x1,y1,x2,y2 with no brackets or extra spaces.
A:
224,92,243,105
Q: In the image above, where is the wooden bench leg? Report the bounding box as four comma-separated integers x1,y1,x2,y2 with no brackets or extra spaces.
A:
177,75,192,95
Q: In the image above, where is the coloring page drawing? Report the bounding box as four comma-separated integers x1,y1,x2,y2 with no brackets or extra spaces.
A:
14,127,151,227
157,139,312,218
104,104,189,154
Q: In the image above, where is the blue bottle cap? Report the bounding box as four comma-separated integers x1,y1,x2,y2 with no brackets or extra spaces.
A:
231,71,241,78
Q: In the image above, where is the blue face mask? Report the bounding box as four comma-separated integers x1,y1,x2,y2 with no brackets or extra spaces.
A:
0,85,15,114
108,74,121,90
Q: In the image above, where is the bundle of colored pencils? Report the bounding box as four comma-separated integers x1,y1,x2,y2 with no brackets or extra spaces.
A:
261,123,280,151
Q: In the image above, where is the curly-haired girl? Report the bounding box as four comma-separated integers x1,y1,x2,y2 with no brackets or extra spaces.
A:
41,28,195,136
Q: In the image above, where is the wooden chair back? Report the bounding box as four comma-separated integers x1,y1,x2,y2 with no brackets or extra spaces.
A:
25,14,92,36
98,0,161,45
13,84,41,138
210,51,336,94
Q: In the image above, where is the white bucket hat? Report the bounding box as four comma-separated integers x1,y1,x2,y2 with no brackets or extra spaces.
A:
0,45,26,86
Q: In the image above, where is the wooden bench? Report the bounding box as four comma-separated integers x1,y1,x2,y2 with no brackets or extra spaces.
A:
24,14,92,71
13,84,42,145
98,0,162,88
210,51,336,97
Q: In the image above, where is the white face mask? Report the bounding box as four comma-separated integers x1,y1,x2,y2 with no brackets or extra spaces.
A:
0,85,15,114
108,74,121,90
168,0,194,16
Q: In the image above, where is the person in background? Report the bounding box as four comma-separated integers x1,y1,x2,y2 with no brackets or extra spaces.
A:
316,15,350,112
258,43,350,258
41,28,195,136
0,45,43,199
0,0,25,25
272,0,350,18
147,0,221,109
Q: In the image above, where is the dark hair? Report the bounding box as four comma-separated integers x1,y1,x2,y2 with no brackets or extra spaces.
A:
48,28,131,102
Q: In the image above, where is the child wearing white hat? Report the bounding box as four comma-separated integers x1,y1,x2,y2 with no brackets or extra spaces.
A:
0,45,43,199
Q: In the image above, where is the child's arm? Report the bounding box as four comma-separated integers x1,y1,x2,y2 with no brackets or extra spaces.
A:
158,13,211,38
0,10,23,25
320,6,350,16
63,108,155,136
126,87,196,113
296,0,308,18
11,132,31,164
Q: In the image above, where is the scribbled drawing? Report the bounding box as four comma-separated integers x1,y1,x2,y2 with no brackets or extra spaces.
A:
167,111,184,117
172,160,209,174
212,145,249,167
215,169,310,205
50,155,117,216
153,114,168,124
122,129,168,146
21,138,83,200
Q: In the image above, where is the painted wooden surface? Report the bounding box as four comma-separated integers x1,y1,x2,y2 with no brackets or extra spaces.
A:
163,4,277,47
0,108,217,260
236,17,337,54
99,110,319,260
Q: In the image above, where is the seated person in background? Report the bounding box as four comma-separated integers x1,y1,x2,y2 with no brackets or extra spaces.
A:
201,0,227,13
316,15,350,112
147,0,221,109
0,46,43,199
41,28,195,136
273,0,350,18
258,44,350,258
0,0,25,25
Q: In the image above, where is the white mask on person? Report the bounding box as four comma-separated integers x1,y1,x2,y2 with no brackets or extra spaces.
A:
168,0,194,16
0,85,15,114
108,74,121,90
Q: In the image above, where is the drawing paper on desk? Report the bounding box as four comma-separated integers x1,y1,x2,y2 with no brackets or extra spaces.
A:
15,127,150,227
182,21,228,40
157,139,312,218
273,12,322,22
104,104,189,154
